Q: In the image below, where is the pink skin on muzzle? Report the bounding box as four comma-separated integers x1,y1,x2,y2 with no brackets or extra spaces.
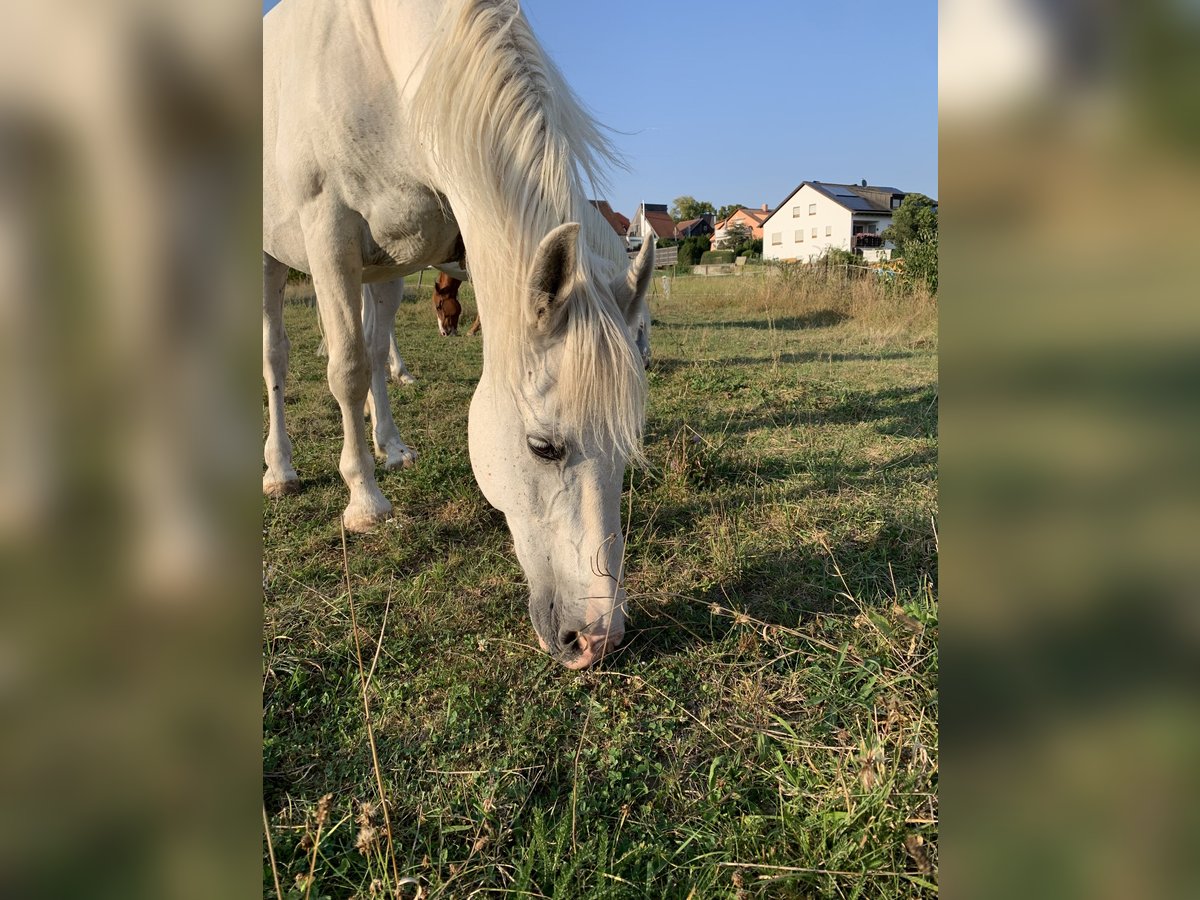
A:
537,626,624,669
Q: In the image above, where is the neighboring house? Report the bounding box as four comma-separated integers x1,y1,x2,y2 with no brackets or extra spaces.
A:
628,203,678,244
587,199,630,240
761,181,925,263
712,204,773,247
675,213,715,238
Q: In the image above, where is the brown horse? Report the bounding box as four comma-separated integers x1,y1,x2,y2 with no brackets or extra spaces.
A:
432,272,463,336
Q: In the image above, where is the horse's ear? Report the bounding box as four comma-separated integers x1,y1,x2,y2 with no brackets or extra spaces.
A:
611,236,655,328
529,222,580,335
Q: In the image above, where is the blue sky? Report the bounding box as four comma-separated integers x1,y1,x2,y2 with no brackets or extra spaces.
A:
263,1,937,218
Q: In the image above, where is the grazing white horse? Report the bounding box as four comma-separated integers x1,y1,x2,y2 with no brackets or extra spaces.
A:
263,0,653,669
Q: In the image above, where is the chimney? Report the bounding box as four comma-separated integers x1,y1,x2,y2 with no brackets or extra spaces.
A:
761,203,768,212
861,179,867,187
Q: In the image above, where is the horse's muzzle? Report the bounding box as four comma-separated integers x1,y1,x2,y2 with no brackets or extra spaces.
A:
537,624,624,669
563,627,624,669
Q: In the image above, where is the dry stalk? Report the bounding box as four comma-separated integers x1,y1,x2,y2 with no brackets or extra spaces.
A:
303,793,332,900
571,701,593,853
341,523,401,889
263,803,283,900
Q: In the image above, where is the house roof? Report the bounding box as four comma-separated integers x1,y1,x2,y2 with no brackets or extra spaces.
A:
675,216,713,236
643,209,677,239
716,207,773,230
768,181,915,219
588,199,629,235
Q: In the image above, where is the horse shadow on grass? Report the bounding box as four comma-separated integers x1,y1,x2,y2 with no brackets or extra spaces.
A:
656,309,849,331
647,382,938,444
611,385,938,665
650,349,921,378
616,511,937,666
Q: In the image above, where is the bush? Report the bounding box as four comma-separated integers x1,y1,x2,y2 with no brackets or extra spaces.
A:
902,227,938,292
655,237,680,248
731,238,763,259
699,250,734,265
817,247,862,270
677,235,711,267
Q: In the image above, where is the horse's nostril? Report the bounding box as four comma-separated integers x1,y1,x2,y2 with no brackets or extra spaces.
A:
559,630,578,648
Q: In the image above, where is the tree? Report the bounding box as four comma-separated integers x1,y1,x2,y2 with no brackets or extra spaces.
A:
718,221,751,250
716,203,745,223
881,193,937,258
671,195,716,221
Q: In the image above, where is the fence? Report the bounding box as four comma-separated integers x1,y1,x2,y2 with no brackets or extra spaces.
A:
648,244,677,268
629,243,678,268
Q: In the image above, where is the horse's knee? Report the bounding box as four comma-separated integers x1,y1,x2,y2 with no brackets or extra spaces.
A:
327,347,370,399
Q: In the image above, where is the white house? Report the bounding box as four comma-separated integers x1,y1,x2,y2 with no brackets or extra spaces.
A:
627,203,677,246
761,181,912,263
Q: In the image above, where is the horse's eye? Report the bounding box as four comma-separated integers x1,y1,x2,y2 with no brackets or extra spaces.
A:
527,436,564,461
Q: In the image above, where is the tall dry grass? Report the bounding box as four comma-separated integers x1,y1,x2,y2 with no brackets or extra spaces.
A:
669,266,936,347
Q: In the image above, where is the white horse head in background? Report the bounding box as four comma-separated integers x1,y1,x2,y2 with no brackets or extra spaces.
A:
263,0,654,667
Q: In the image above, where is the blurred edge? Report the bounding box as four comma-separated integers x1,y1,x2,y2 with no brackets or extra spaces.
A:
0,2,260,897
3,0,1200,896
942,1,1200,898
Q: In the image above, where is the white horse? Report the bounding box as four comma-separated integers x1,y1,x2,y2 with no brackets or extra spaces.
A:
263,0,654,669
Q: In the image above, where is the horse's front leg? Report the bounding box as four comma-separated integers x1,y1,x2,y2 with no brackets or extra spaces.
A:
304,222,392,532
363,282,418,470
263,253,299,495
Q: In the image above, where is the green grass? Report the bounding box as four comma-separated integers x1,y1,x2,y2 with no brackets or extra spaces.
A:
264,271,938,898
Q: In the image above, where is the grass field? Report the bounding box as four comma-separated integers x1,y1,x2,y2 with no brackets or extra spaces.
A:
263,268,938,898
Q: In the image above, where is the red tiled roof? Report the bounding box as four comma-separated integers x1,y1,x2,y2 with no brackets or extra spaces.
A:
588,199,629,236
643,209,678,240
716,207,772,230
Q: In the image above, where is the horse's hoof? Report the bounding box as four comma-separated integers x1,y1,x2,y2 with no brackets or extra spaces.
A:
342,501,392,533
384,447,418,470
391,368,417,385
263,477,300,497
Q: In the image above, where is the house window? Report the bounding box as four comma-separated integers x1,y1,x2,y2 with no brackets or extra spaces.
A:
891,196,903,209
825,225,832,236
792,206,801,218
808,203,816,215
795,230,804,242
811,227,817,238
771,232,782,245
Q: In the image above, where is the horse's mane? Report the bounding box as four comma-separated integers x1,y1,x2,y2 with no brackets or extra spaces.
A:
410,0,645,461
